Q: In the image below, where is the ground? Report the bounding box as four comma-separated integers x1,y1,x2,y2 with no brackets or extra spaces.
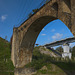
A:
0,37,75,75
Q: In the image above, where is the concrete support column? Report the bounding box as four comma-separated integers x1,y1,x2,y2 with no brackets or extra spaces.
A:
62,43,72,59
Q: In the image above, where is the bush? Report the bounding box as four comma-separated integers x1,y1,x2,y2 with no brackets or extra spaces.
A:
26,47,52,70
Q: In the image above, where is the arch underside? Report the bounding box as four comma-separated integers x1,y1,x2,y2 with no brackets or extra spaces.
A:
20,0,72,49
20,15,72,49
11,0,75,69
21,16,57,48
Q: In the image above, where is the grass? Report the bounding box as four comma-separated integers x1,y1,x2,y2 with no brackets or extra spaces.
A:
0,37,14,75
26,46,75,75
0,72,14,75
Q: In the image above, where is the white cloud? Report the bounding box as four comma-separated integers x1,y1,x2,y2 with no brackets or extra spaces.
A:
70,43,75,47
1,15,7,21
41,34,46,36
51,29,55,32
52,33,63,40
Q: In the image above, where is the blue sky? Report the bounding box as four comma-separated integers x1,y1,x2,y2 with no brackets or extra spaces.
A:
0,0,75,47
0,0,45,40
35,19,74,45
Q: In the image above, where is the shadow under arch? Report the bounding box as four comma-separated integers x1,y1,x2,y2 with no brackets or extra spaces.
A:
21,16,72,49
35,19,74,45
52,2,58,11
63,0,71,10
21,16,57,48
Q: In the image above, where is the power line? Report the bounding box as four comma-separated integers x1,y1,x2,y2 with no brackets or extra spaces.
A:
17,0,28,22
16,0,38,27
12,0,24,27
15,0,51,27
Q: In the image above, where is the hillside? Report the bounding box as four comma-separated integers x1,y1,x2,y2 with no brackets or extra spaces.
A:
25,46,75,75
37,46,58,57
0,37,14,75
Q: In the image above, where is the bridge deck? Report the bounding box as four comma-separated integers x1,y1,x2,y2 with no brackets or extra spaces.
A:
44,37,75,47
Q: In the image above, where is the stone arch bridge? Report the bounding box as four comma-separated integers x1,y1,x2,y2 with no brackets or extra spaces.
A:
11,0,75,74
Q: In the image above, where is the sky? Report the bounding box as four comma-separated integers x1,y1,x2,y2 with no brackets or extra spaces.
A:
0,0,46,40
0,0,75,47
35,19,75,48
35,19,74,44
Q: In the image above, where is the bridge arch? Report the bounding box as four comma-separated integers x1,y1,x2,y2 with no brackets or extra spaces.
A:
20,16,57,48
11,0,75,70
16,16,72,68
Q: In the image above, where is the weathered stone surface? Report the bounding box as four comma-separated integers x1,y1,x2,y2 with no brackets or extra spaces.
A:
11,0,75,75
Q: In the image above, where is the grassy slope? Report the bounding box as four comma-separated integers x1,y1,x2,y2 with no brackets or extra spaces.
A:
0,37,14,75
26,47,75,75
0,37,75,75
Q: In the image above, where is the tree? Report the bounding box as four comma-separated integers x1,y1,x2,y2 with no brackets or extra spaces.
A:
28,13,32,17
56,46,63,54
32,9,38,13
72,46,75,57
5,36,7,40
